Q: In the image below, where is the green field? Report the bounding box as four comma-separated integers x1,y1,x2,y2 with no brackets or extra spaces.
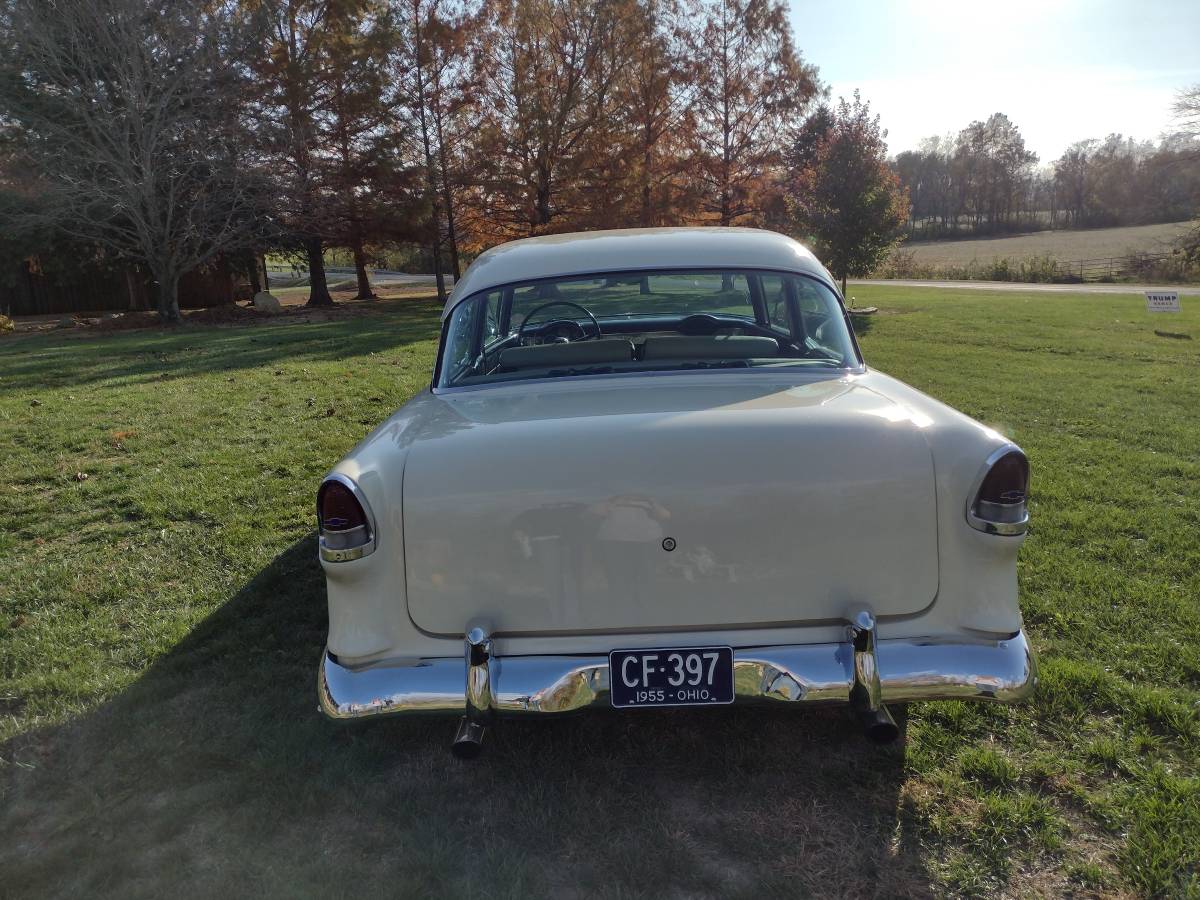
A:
2,287,1198,897
904,221,1193,266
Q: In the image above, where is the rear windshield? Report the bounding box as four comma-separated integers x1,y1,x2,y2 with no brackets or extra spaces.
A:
437,268,858,388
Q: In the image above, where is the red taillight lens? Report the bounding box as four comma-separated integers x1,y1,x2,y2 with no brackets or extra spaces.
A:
969,450,1029,535
318,480,367,532
977,452,1029,506
318,478,374,561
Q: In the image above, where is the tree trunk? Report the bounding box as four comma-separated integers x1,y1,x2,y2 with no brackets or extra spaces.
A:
126,268,148,311
535,181,552,230
431,240,446,303
641,137,653,227
433,110,461,281
249,254,270,297
351,237,376,300
157,271,181,323
841,273,848,297
443,192,461,282
305,237,334,307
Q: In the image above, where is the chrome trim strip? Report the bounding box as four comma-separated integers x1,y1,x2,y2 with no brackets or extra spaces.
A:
965,443,1030,536
318,630,1038,720
439,266,843,321
430,364,867,396
317,473,378,563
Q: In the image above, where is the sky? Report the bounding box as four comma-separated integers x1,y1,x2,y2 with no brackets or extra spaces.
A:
789,0,1200,163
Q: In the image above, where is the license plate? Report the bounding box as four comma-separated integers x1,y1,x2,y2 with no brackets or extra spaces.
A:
608,646,735,708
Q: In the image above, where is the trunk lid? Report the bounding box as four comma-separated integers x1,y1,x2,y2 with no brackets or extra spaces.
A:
403,376,937,636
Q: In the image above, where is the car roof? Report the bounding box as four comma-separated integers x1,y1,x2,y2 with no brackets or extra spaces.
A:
441,227,835,319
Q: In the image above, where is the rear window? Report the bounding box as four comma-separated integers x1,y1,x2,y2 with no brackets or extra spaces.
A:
438,268,857,388
508,272,756,323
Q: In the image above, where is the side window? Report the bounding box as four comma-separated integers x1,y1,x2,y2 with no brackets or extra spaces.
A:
794,279,825,313
483,290,502,341
788,276,855,362
444,296,483,381
760,275,791,333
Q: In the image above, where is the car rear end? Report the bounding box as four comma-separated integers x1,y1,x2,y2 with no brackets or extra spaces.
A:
314,230,1037,756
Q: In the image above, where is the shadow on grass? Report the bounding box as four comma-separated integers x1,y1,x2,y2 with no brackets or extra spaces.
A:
0,298,444,392
848,312,875,338
2,538,931,898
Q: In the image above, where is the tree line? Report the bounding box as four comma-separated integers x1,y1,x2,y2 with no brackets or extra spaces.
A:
894,114,1200,240
0,0,913,320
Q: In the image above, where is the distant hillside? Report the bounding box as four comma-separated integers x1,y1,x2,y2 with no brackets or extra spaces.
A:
904,222,1193,266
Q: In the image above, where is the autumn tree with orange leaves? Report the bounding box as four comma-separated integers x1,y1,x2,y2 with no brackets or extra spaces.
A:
687,0,820,227
3,0,941,308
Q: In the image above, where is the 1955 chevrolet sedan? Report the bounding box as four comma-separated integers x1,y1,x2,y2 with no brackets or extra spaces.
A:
316,227,1036,757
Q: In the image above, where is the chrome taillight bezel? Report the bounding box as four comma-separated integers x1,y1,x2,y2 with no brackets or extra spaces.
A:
965,445,1029,536
318,473,377,562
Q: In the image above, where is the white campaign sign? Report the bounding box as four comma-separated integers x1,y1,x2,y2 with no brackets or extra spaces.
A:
1145,291,1180,312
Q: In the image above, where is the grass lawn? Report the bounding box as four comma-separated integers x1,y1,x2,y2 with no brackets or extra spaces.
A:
2,286,1198,898
904,221,1193,266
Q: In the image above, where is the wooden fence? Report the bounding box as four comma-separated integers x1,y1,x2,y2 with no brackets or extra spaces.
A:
2,257,247,317
1056,253,1171,282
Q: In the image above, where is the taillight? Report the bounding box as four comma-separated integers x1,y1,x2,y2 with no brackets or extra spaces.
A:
318,476,375,562
967,449,1029,535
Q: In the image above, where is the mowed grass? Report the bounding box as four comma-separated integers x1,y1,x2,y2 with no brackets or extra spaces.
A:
906,221,1193,266
2,287,1199,898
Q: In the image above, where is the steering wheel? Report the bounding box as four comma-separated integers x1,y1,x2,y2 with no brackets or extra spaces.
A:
517,301,602,341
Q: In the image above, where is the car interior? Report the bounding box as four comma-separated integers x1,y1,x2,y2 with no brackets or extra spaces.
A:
440,271,858,386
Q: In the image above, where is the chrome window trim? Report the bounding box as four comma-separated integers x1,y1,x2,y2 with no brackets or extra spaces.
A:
429,363,867,396
965,443,1030,536
318,473,378,563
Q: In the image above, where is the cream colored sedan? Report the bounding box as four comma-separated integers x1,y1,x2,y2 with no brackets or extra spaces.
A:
315,228,1036,757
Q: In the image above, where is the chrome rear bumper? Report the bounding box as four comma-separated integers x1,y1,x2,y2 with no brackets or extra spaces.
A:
319,630,1037,720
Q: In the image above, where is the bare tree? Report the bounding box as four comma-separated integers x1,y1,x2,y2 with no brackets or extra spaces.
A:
0,0,268,322
1174,83,1200,142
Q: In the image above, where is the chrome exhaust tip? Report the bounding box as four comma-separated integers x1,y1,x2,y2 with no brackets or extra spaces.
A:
857,704,900,744
451,717,487,759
